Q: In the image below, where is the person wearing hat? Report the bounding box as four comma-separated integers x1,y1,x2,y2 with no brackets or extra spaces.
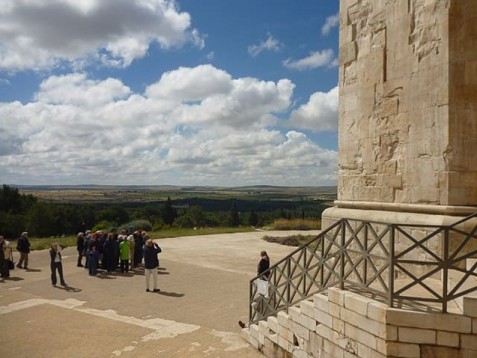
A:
16,232,31,269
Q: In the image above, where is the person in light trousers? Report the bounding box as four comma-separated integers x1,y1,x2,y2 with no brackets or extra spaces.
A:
143,239,161,292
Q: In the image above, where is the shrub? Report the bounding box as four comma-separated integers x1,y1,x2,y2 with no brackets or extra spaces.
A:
272,218,321,230
121,220,152,232
262,234,316,247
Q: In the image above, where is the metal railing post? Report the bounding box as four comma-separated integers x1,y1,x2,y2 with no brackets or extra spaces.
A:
286,258,291,312
340,219,346,290
303,248,307,296
364,223,368,286
442,227,449,313
249,280,253,323
388,224,395,308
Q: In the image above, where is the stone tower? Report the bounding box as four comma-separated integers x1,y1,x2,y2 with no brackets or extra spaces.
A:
323,0,477,227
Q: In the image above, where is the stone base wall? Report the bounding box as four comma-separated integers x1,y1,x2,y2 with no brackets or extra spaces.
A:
241,287,477,358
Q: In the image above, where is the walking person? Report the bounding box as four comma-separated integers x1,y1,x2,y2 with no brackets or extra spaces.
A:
76,232,85,267
16,232,30,269
257,250,270,279
0,235,13,279
143,239,161,292
49,242,67,286
239,250,272,329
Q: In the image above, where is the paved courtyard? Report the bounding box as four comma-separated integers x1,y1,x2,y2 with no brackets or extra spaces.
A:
0,230,319,357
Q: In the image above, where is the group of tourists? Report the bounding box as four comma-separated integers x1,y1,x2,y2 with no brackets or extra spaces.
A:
0,228,162,292
76,228,162,291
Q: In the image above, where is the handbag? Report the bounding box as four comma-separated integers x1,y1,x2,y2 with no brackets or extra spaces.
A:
255,278,269,298
7,251,15,270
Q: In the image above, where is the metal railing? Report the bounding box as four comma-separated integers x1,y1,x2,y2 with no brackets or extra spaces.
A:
249,212,477,324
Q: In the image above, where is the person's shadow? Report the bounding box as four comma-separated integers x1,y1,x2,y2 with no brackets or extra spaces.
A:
1,276,24,282
25,268,41,272
55,284,82,293
153,290,184,298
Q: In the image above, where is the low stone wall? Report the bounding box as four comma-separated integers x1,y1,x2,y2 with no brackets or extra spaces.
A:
241,288,477,358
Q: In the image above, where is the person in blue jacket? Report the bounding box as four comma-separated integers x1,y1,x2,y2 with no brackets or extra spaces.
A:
88,245,100,276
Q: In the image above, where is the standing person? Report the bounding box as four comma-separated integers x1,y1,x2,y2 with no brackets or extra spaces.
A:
16,232,31,269
119,238,130,274
0,235,12,278
133,231,144,267
76,232,85,267
83,231,94,270
143,239,161,292
88,245,100,276
110,228,119,271
102,233,115,272
127,234,135,270
49,242,66,287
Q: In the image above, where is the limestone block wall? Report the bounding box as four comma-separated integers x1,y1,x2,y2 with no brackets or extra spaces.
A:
338,0,477,206
242,287,477,358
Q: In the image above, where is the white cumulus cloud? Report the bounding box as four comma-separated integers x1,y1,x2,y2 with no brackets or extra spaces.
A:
283,49,338,70
0,66,337,186
290,86,338,132
0,0,204,71
322,13,339,36
248,33,283,57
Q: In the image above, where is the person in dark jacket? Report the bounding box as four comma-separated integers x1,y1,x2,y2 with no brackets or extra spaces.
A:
102,233,115,272
76,232,85,267
49,242,66,286
133,231,144,268
238,250,272,329
16,232,31,269
143,239,161,292
257,250,270,279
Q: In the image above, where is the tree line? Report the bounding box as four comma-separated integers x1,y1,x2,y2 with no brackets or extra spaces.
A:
0,184,327,238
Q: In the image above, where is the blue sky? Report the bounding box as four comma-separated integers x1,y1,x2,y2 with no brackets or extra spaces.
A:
0,0,339,187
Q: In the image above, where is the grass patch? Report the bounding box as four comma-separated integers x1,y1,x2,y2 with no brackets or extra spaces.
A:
22,226,256,251
272,219,321,230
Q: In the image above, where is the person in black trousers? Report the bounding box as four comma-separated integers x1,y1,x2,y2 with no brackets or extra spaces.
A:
50,242,66,287
76,232,85,267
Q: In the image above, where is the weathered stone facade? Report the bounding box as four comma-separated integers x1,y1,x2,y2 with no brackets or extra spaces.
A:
242,287,477,358
338,0,477,208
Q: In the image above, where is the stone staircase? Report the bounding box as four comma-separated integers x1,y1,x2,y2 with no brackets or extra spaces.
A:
242,286,477,358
